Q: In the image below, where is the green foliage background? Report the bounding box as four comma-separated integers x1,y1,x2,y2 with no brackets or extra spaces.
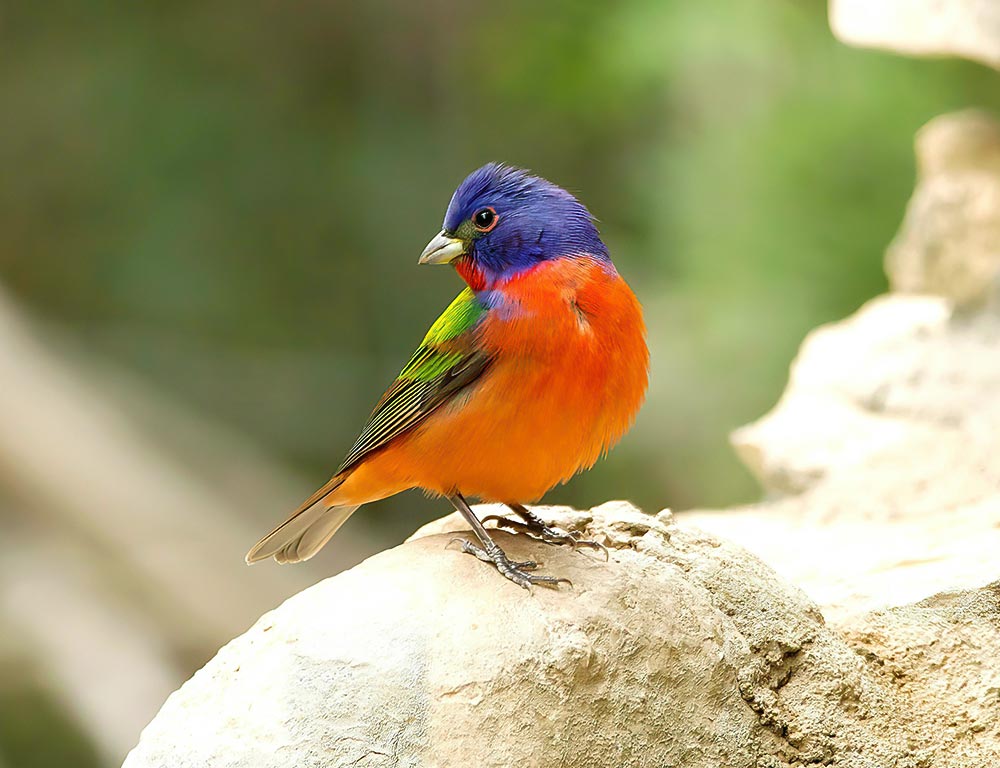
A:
3,1,1000,764
5,1,999,520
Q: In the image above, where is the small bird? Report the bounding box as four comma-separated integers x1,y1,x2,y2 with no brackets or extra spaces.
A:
247,163,649,588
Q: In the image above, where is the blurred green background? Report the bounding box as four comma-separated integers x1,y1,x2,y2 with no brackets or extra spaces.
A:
2,0,999,765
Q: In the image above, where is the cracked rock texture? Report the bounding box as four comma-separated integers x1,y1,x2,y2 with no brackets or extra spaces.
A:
830,0,1000,70
839,582,1000,764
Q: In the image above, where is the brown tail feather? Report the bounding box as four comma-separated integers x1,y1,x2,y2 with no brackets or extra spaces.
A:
245,475,357,564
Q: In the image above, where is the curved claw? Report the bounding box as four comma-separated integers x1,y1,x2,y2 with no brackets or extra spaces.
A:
577,538,610,561
532,575,573,588
482,516,609,561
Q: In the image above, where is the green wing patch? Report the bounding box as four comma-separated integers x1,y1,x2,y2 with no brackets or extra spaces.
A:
338,289,490,472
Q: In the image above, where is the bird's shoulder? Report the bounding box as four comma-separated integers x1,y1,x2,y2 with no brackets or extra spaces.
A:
335,289,490,472
415,287,486,349
396,288,487,381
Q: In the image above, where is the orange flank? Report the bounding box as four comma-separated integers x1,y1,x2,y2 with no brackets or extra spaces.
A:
326,256,648,506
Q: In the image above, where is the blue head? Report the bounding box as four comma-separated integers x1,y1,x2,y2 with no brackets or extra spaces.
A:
418,163,610,288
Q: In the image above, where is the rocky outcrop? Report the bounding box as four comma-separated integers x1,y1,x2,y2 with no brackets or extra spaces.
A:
689,291,1000,622
687,114,1000,624
887,111,1000,307
118,502,960,768
839,582,1000,763
121,499,1000,767
830,0,1000,70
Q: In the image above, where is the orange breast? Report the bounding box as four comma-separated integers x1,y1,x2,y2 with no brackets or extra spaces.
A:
331,257,649,505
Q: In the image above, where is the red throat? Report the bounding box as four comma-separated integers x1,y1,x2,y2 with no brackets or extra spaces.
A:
454,256,487,292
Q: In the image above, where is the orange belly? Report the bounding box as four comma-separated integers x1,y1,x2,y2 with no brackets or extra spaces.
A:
329,258,648,505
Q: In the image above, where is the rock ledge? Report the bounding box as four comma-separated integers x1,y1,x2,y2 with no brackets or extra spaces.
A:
123,502,999,767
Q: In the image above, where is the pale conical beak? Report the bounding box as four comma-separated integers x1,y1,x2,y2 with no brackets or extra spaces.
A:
418,231,465,265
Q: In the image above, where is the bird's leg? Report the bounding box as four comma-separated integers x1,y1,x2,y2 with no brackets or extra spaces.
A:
482,503,609,560
447,493,571,591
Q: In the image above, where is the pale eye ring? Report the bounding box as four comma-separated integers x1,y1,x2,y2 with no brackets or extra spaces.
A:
472,207,498,232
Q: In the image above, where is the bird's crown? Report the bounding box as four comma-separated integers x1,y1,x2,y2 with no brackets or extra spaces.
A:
438,163,609,286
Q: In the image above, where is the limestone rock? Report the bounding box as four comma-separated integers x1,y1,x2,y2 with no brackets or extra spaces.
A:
840,581,1000,764
123,502,925,768
830,0,1000,70
708,111,1000,621
886,111,1000,307
697,293,1000,621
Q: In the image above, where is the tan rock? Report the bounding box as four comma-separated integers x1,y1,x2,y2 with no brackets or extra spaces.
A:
830,0,1000,70
840,581,1000,764
692,293,1000,622
886,111,1000,307
730,295,953,495
705,111,1000,621
124,502,928,768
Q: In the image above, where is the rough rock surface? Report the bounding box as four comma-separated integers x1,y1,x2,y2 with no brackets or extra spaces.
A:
122,501,1000,767
830,0,1000,70
840,581,1000,763
887,111,1000,307
123,502,924,768
686,113,1000,623
695,294,1000,620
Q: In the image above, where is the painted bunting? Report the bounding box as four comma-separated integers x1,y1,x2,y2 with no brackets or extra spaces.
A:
247,163,649,588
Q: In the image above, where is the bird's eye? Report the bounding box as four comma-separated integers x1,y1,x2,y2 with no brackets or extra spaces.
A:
472,207,498,232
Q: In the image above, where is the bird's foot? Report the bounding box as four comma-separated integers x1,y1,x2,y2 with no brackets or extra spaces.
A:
482,506,609,561
448,538,571,591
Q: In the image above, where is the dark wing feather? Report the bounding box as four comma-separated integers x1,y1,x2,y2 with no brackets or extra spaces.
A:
337,351,489,472
337,288,490,473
